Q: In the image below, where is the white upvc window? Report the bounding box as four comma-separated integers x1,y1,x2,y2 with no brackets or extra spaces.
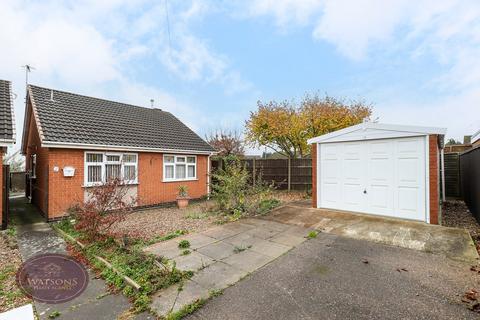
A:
163,155,197,181
84,152,138,186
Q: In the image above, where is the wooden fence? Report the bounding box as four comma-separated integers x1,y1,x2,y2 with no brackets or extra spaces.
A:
460,147,480,222
444,153,462,199
211,158,312,191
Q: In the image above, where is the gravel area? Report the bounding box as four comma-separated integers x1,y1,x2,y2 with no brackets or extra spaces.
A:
114,191,308,241
443,200,480,250
0,231,31,312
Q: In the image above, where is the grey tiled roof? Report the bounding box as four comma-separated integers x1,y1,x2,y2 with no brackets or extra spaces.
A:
0,80,14,141
29,85,215,153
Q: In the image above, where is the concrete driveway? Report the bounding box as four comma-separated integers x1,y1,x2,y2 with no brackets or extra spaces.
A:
264,201,478,262
186,232,479,320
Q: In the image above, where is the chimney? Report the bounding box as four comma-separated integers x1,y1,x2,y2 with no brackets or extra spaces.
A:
49,89,54,102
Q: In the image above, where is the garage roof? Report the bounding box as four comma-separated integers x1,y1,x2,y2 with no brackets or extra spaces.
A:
307,122,447,144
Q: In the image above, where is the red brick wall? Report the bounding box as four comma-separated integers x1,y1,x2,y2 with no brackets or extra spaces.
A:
41,149,209,219
311,143,317,208
429,135,439,224
48,149,84,219
25,104,49,216
137,153,208,206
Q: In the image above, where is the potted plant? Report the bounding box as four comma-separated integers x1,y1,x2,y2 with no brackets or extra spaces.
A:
176,185,190,209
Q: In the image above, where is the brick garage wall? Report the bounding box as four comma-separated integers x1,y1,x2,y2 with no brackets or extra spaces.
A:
138,153,208,206
429,134,440,224
25,104,49,216
48,148,84,219
311,143,317,208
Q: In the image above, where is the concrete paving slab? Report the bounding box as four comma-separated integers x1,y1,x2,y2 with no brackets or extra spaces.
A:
222,249,273,273
173,251,215,272
144,239,183,259
243,226,282,239
265,204,479,262
200,225,243,240
172,281,210,313
196,241,236,260
191,262,248,291
269,233,306,247
174,233,218,249
150,283,180,317
249,239,292,258
241,218,290,232
223,232,265,247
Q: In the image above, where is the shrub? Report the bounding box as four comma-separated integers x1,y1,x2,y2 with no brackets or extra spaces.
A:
68,178,137,241
178,185,188,198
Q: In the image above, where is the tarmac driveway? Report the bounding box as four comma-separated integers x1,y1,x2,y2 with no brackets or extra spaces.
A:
186,232,479,320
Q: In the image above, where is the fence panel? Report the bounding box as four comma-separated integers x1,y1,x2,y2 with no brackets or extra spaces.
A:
444,153,461,198
10,171,26,192
460,148,480,222
211,158,312,191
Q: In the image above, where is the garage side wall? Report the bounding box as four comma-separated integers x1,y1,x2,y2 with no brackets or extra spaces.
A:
311,143,317,208
429,135,439,224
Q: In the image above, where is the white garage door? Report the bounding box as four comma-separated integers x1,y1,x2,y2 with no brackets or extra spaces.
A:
319,136,426,221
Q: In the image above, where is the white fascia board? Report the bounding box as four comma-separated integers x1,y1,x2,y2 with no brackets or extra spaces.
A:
308,122,447,144
42,141,215,155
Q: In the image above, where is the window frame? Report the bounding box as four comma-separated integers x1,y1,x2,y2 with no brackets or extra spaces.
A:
163,154,197,182
84,151,138,187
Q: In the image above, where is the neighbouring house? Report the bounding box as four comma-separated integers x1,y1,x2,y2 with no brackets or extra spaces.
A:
444,136,472,153
308,122,446,225
21,85,216,221
0,80,16,229
472,130,480,148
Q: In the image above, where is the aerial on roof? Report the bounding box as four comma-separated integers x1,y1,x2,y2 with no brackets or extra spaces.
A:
24,85,215,154
0,80,15,144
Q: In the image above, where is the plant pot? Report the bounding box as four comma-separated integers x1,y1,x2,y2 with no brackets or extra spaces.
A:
176,197,190,209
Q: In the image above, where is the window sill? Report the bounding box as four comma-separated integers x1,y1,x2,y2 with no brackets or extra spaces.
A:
82,182,139,188
162,178,198,183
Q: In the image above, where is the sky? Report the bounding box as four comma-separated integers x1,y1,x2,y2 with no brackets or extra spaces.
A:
1,0,480,155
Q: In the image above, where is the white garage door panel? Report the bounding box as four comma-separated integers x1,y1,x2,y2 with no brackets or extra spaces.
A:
319,137,426,222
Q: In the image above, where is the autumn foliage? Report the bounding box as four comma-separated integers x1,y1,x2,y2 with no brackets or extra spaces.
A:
206,129,244,156
245,93,372,158
69,179,137,241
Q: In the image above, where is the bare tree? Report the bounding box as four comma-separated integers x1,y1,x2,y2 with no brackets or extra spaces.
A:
206,129,244,157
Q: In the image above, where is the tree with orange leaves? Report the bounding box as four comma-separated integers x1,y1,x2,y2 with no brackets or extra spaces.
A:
245,93,372,158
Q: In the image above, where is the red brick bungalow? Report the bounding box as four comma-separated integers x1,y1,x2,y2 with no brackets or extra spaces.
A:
21,85,216,221
0,80,16,229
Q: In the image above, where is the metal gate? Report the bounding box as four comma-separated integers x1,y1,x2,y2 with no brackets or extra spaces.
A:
2,165,10,229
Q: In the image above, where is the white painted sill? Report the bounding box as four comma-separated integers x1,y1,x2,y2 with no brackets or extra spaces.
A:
82,182,139,188
162,178,198,183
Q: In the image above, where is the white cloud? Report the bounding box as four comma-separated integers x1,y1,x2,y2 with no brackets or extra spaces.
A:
0,0,252,151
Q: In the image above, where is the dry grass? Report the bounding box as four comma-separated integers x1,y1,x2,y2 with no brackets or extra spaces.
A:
113,191,308,241
0,231,31,312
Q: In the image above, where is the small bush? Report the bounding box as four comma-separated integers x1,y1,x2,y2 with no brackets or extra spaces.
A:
178,240,190,249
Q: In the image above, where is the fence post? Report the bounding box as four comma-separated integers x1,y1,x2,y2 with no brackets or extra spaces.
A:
252,158,256,185
287,157,291,191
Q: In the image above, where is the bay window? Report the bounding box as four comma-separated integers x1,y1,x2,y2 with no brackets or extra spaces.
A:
164,155,196,181
85,152,138,186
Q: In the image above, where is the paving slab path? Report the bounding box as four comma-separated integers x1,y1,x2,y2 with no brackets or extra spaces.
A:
144,218,314,317
11,197,152,320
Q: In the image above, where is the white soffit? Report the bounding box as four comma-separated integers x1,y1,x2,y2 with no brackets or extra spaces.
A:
307,122,447,144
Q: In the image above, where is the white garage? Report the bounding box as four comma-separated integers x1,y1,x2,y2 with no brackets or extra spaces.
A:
308,123,446,224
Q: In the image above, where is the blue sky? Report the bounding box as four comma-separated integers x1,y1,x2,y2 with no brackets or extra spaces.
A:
2,0,480,154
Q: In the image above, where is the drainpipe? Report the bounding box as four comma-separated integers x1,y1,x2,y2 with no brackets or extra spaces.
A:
440,147,446,202
207,154,211,199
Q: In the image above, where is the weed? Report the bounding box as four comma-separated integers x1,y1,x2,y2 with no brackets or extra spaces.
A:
233,245,251,254
178,240,190,249
48,311,61,319
181,250,191,256
209,289,223,297
166,299,206,320
307,231,318,239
